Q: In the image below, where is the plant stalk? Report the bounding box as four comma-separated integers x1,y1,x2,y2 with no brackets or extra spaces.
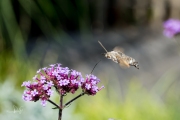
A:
64,92,85,108
58,94,63,120
48,99,60,110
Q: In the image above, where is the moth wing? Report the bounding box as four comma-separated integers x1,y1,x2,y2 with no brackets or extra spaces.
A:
119,60,130,68
116,55,130,68
113,49,139,69
113,46,124,53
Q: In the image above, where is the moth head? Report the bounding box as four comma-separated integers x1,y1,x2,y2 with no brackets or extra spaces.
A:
105,53,111,59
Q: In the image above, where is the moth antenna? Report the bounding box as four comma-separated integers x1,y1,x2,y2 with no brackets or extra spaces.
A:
98,41,108,53
91,60,101,74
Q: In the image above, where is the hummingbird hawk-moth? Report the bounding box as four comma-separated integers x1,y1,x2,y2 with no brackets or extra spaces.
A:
98,41,139,69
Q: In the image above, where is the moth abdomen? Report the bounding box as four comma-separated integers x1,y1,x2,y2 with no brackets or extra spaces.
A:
130,62,139,69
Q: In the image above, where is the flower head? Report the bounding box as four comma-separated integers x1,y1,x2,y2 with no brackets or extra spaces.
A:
81,74,104,96
22,63,104,107
163,19,180,38
22,63,85,106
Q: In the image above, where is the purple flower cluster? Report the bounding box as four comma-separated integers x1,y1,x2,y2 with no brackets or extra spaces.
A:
163,19,180,38
81,74,104,96
22,63,104,106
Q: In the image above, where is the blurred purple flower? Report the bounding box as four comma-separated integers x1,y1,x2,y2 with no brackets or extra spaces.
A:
163,19,180,38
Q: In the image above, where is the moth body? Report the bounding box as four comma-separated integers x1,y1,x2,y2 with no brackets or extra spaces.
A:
98,41,139,69
105,51,119,63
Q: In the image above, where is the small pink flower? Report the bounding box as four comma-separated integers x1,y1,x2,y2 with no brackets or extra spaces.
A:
85,83,91,90
43,84,49,90
21,81,31,87
41,99,47,107
31,89,38,96
47,89,53,96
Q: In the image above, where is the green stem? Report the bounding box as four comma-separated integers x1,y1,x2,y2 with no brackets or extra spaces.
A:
47,99,60,110
63,92,85,108
58,94,63,120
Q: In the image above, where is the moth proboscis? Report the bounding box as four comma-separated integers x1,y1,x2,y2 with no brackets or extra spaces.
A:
98,41,139,69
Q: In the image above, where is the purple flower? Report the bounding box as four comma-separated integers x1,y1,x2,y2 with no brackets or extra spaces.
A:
22,63,83,101
22,94,32,101
59,79,70,86
37,69,41,73
40,79,46,83
56,75,62,80
31,89,38,96
92,86,99,92
42,67,47,71
21,81,31,87
32,75,37,80
85,83,91,90
22,90,32,101
41,100,47,107
64,79,70,85
71,80,78,84
43,84,49,90
81,74,104,96
47,81,54,87
32,82,38,85
59,80,64,86
52,70,58,76
163,19,180,38
47,89,54,96
80,77,84,83
40,75,46,80
50,64,56,67
22,63,104,107
71,70,80,76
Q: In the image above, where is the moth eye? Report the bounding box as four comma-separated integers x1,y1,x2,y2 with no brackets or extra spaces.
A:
107,56,110,59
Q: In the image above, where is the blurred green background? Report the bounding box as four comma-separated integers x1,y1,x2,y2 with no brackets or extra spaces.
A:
1,0,180,120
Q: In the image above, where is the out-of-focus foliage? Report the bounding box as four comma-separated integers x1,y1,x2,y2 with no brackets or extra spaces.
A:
1,76,180,120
